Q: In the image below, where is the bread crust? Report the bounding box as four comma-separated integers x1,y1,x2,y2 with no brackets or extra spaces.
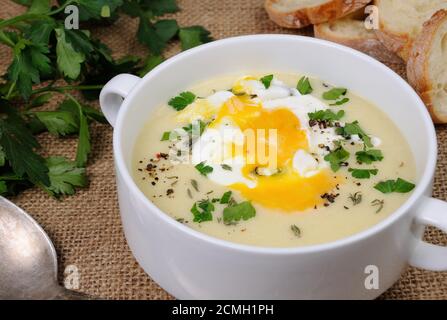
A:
375,23,411,61
407,10,447,123
314,21,403,64
265,0,372,29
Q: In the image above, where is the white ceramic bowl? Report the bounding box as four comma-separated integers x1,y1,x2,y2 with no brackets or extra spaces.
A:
100,35,447,299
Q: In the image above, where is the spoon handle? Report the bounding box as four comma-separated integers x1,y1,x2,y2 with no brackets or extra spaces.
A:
52,286,100,300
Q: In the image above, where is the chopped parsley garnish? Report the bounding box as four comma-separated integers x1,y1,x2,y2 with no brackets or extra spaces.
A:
322,88,347,100
336,121,372,148
297,76,313,95
330,98,350,106
260,74,274,89
290,224,301,238
223,201,256,224
190,179,199,191
374,178,415,194
221,164,232,171
356,149,384,164
220,191,232,204
191,199,214,222
371,199,385,213
308,109,345,122
349,192,362,205
195,162,213,176
348,168,378,179
324,146,350,172
161,131,171,141
168,91,196,111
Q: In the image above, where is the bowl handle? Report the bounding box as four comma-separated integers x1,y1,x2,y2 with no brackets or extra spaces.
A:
99,74,141,127
409,197,447,271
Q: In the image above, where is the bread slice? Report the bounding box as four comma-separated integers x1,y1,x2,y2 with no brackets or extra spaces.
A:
375,0,447,61
265,0,372,29
314,14,403,64
407,10,447,123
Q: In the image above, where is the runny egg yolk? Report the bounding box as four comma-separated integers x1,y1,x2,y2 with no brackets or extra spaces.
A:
212,96,340,212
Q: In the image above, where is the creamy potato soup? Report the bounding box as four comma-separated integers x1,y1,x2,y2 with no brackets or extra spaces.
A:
133,74,416,247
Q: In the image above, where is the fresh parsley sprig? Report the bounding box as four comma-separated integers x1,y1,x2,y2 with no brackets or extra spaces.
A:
0,0,212,198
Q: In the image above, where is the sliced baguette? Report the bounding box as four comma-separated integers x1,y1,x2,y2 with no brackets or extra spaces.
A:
375,0,447,61
407,10,447,123
314,14,403,64
265,0,372,29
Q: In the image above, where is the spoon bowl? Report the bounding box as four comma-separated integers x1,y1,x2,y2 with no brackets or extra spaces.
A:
0,197,93,299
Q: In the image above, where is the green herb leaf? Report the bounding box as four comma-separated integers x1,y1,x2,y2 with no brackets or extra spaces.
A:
356,149,384,164
297,76,313,95
330,98,350,106
290,224,301,238
144,0,179,16
34,111,79,137
43,157,87,197
349,192,362,205
308,109,345,122
337,121,372,148
371,199,384,213
0,119,49,186
138,55,164,77
179,26,212,51
324,146,350,172
161,131,171,141
374,178,415,194
221,164,232,171
220,191,232,204
223,201,256,224
8,40,52,99
195,162,213,176
323,88,347,100
260,74,274,89
168,91,197,111
394,178,416,193
55,28,85,80
191,199,214,222
348,168,378,179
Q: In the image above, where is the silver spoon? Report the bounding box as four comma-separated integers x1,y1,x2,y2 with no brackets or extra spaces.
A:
0,196,95,299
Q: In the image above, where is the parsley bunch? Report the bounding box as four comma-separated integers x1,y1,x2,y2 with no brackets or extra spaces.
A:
0,0,211,198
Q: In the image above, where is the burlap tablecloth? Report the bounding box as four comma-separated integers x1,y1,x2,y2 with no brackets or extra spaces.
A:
1,0,446,300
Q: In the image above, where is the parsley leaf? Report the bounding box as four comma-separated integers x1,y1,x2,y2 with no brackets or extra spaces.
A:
322,88,347,100
330,98,350,106
179,26,212,50
55,28,85,80
221,164,232,171
308,109,345,122
324,146,350,172
138,55,164,77
168,91,197,111
161,131,171,141
374,178,415,194
144,0,179,16
191,199,214,222
195,162,213,176
260,74,274,89
43,157,87,197
220,191,232,204
0,118,49,186
8,40,51,99
348,168,378,179
137,18,179,55
223,201,256,224
34,111,79,137
297,76,313,95
337,121,372,148
356,149,384,164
